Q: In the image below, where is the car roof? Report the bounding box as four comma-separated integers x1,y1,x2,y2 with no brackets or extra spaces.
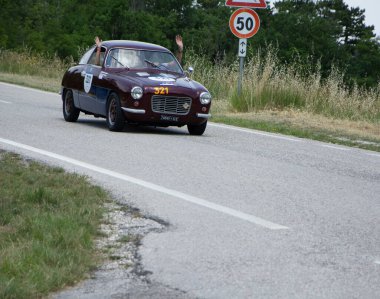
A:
101,40,170,52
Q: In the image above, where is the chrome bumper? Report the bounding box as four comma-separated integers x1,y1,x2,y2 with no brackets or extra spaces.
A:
122,107,146,114
196,113,211,119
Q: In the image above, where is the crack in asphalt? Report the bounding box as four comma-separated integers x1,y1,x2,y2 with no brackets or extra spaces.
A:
53,201,191,299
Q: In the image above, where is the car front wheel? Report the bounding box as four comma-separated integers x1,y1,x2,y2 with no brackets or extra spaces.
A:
63,89,80,122
187,121,207,136
106,93,125,131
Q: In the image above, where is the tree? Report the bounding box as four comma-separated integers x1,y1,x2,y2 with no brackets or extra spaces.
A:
262,0,380,86
316,0,379,86
266,0,341,71
0,0,379,86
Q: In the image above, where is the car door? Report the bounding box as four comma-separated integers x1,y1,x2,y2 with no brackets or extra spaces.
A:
78,47,108,115
78,65,102,114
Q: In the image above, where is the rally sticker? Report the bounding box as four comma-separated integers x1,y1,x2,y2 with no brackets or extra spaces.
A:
84,73,93,93
148,76,175,82
148,73,176,82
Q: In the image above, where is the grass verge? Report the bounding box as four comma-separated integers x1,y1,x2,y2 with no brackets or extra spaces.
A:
0,151,109,298
0,72,61,93
212,111,380,152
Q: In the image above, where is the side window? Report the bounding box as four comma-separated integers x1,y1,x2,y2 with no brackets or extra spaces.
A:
87,47,106,66
79,47,95,65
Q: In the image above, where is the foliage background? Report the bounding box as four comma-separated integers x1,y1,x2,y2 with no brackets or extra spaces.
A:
0,0,379,87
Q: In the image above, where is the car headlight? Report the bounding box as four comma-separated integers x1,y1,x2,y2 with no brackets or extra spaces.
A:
200,92,212,105
131,86,143,100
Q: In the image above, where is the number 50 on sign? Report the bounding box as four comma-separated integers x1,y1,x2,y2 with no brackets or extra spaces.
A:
229,8,260,39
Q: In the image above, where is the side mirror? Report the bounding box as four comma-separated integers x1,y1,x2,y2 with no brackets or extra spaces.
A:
185,66,194,78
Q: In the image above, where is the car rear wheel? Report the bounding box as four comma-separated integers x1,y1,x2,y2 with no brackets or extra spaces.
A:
187,121,207,136
106,93,125,131
63,89,80,122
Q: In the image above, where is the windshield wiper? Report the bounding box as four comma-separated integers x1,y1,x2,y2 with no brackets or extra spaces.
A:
158,63,170,71
110,55,129,69
144,59,170,71
144,59,159,68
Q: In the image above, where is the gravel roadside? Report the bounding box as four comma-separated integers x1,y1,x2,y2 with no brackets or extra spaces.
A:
52,201,191,299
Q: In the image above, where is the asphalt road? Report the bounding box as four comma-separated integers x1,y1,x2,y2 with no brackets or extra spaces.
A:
1,82,379,298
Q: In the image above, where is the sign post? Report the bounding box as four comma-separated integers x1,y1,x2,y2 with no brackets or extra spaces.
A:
239,38,247,57
226,1,266,96
238,38,247,94
229,7,260,96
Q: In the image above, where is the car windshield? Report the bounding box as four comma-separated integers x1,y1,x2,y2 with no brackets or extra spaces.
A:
105,48,182,73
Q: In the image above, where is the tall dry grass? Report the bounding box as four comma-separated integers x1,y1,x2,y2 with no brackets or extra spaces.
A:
0,47,378,122
0,48,71,80
187,48,380,122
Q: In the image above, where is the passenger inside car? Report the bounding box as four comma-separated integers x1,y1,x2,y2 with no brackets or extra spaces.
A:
105,48,144,68
94,35,183,66
89,47,105,66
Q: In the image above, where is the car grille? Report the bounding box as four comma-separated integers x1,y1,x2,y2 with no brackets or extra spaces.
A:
151,96,192,115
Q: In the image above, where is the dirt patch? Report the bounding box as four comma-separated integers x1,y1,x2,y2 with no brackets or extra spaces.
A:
0,225,16,234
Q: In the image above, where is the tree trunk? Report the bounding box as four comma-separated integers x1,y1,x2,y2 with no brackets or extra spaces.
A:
130,0,145,11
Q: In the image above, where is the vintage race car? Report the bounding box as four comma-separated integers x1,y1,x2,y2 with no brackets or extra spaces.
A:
61,40,212,135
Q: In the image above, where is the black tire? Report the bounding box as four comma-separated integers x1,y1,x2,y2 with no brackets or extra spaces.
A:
106,93,125,131
187,121,207,136
63,89,80,122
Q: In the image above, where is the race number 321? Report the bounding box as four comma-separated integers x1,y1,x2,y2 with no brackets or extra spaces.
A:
229,8,260,39
154,87,169,95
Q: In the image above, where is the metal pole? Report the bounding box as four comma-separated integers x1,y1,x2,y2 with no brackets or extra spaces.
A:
238,56,244,96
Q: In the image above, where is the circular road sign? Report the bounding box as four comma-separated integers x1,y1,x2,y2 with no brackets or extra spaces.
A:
229,8,260,39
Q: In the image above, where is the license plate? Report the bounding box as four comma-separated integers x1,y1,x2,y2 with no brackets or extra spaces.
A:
160,115,179,122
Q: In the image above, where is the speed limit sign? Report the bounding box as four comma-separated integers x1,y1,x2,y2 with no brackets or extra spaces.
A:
229,8,260,39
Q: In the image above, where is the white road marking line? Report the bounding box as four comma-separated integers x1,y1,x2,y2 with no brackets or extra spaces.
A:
209,122,302,142
0,99,11,104
0,137,289,230
320,144,350,151
375,261,380,265
367,153,380,158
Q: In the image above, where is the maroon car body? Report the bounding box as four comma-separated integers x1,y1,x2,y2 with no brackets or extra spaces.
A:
61,40,212,135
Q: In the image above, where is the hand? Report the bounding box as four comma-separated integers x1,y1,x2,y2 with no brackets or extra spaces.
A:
175,35,183,52
95,36,102,48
